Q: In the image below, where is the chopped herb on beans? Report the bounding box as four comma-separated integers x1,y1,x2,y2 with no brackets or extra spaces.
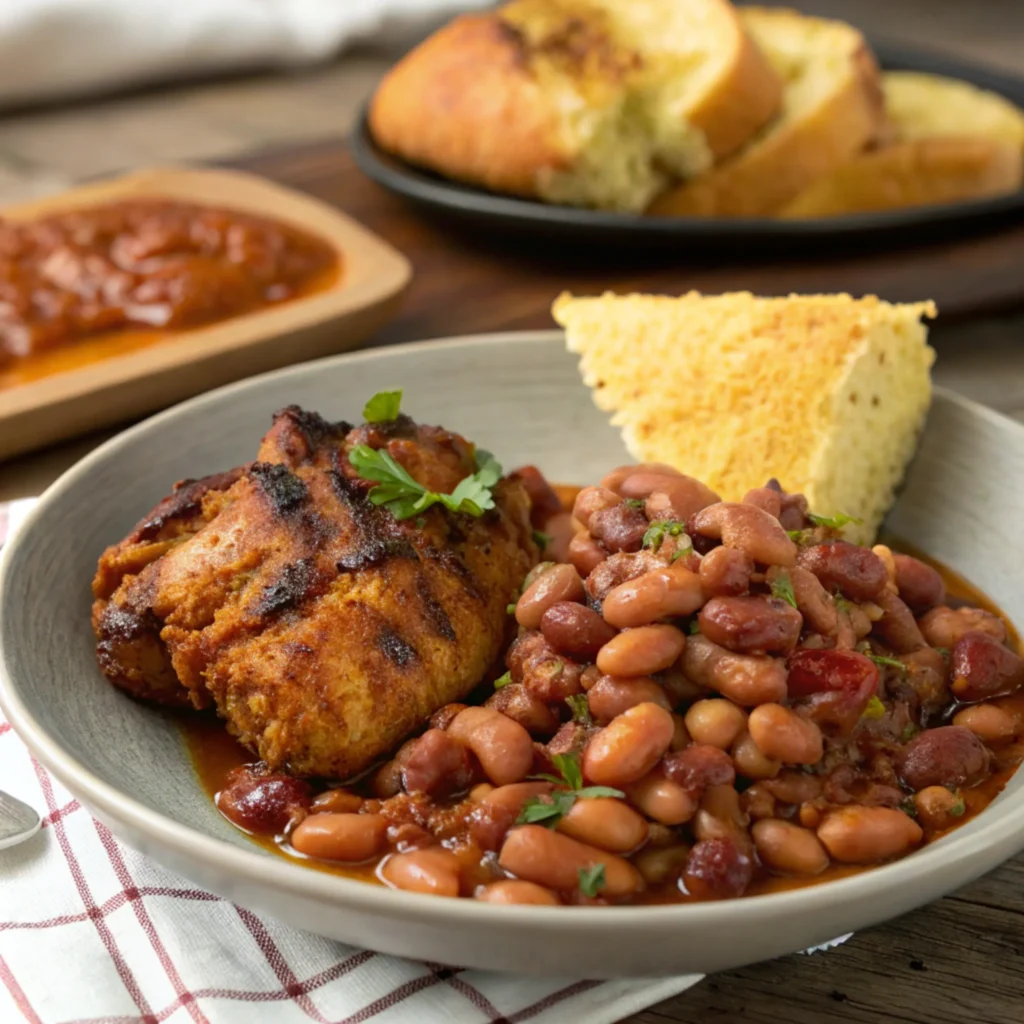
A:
578,863,606,898
769,570,798,609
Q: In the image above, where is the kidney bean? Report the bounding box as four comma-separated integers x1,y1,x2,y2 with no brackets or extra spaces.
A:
510,465,564,527
698,596,803,655
311,789,363,815
693,785,749,843
897,726,991,791
474,880,561,905
572,486,621,529
509,632,585,702
515,563,585,629
913,786,967,831
429,703,469,731
785,648,879,735
752,819,829,875
558,797,648,853
400,728,474,797
682,634,788,706
786,566,838,636
291,813,387,862
633,844,691,886
498,825,643,897
468,782,552,851
730,731,781,779
817,806,923,863
448,707,534,786
661,743,736,794
585,551,664,603
763,770,823,805
625,770,698,825
949,631,1024,702
602,563,704,629
381,847,462,896
683,836,754,899
541,601,617,659
486,684,560,737
748,704,824,765
586,675,672,723
698,546,754,598
596,624,686,677
216,764,311,834
892,554,945,612
919,606,1008,650
542,511,578,564
871,589,925,654
684,699,748,750
568,532,607,576
602,463,682,493
688,503,798,567
583,703,675,786
740,783,777,821
589,504,649,553
953,704,1017,744
742,486,783,519
797,541,887,601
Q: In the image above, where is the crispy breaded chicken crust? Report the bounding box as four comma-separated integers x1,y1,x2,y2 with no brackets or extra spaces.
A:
92,407,536,777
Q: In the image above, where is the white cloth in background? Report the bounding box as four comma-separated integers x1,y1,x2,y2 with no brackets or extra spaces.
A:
0,0,489,109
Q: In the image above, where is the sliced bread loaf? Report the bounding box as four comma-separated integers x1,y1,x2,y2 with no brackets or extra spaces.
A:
648,7,884,217
553,291,937,543
369,0,782,213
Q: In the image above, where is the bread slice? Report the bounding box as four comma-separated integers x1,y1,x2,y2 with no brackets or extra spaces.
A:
369,0,782,213
553,291,937,543
648,7,884,217
779,136,1023,218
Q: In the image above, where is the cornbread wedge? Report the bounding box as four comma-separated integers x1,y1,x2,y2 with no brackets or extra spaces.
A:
369,0,782,213
649,7,884,217
553,291,937,544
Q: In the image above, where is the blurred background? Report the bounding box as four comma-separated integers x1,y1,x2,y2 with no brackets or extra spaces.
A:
0,0,1021,207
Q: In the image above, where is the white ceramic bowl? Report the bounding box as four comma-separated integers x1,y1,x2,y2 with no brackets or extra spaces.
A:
2,331,1023,978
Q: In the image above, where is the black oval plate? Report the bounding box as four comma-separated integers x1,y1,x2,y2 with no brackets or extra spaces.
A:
351,41,1024,255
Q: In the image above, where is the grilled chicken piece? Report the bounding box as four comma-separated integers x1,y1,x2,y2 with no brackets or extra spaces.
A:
92,406,536,777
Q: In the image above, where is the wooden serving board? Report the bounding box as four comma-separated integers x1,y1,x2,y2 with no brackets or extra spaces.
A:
237,139,1024,345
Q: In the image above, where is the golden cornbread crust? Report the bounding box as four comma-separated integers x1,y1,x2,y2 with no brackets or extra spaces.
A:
554,291,937,544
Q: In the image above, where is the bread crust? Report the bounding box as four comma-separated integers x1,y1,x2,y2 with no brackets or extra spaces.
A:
780,136,1024,218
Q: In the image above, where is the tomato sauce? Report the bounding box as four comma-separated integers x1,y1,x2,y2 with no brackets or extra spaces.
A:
0,198,339,387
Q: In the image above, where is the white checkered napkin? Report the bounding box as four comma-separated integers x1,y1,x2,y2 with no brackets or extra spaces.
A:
0,498,702,1024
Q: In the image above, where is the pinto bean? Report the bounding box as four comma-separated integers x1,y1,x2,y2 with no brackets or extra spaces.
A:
778,489,810,532
693,784,749,843
401,728,474,797
633,844,691,886
817,806,923,863
871,589,926,654
596,624,686,677
785,648,879,735
698,546,754,598
311,789,363,815
602,563,704,629
429,703,469,731
742,486,782,519
515,564,585,629
557,797,648,853
601,463,682,493
541,602,617,659
786,566,838,636
730,731,781,779
486,684,560,737
468,782,552,851
448,707,535,786
753,819,829,875
913,786,967,831
624,771,698,825
682,634,788,706
642,476,721,522
918,606,1008,650
893,554,945,612
897,726,991,791
949,631,1024,702
747,704,824,765
475,880,561,905
797,541,888,601
661,743,736,794
953,704,1017,744
683,836,754,899
698,596,802,655
381,847,462,897
688,503,797,567
684,699,748,750
572,486,622,530
498,826,643,897
590,505,649,554
291,813,387,862
583,703,676,786
586,675,672,723
542,512,578,564
763,770,823,805
740,783,777,821
568,532,607,576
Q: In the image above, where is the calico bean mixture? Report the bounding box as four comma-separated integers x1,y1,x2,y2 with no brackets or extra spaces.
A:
215,463,1024,905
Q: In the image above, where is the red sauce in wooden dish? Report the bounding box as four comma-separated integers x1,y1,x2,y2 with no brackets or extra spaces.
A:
0,198,339,386
181,532,1023,903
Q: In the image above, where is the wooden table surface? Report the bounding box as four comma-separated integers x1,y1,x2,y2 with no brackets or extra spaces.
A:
5,135,1024,1023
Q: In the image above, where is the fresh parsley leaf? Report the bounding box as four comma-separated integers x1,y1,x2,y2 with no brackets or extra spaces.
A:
670,537,694,563
807,511,863,530
551,752,583,792
575,786,625,799
861,695,886,720
578,863,606,898
493,671,512,689
532,530,551,551
642,520,687,550
948,792,966,817
900,797,918,818
506,603,517,615
362,389,403,423
565,694,593,726
786,528,808,543
517,791,574,826
866,653,906,673
935,647,950,658
770,570,798,609
688,619,701,635
901,723,920,743
348,444,502,521
624,498,646,510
